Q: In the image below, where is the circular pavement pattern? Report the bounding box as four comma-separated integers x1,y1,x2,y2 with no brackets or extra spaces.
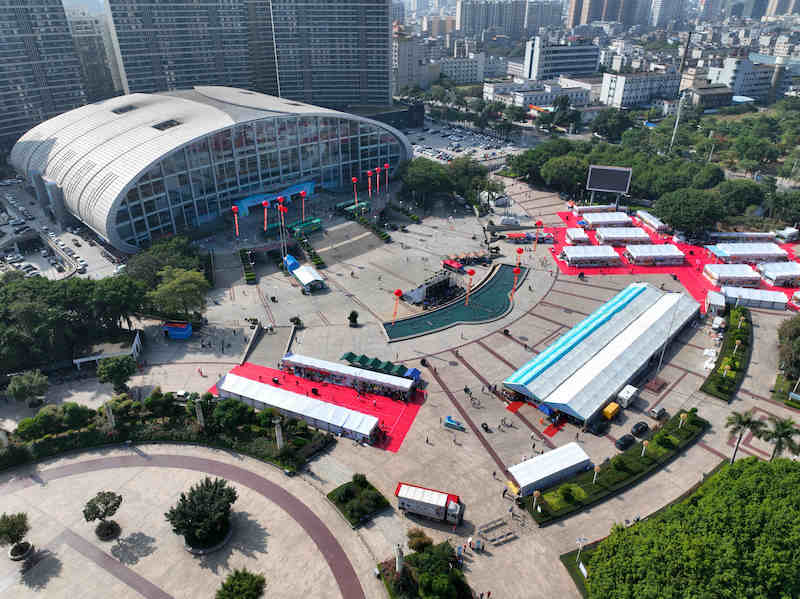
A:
3,453,365,599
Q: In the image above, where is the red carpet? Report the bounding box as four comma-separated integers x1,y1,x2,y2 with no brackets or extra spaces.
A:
506,401,525,413
542,420,567,437
543,211,800,311
208,362,423,453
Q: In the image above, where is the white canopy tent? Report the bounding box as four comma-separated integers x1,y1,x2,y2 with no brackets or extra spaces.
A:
635,210,669,233
292,265,326,290
508,442,592,496
703,264,760,287
582,212,632,229
721,287,787,310
281,353,415,394
566,228,590,244
757,262,800,286
595,227,651,245
558,245,621,266
624,244,685,265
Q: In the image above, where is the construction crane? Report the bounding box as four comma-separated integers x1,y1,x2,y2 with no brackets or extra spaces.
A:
669,31,694,154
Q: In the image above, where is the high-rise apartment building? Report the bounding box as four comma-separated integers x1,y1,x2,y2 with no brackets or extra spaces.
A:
423,15,457,36
0,0,86,148
106,0,391,109
524,2,563,32
567,0,585,27
392,1,406,22
523,36,600,80
581,0,604,22
650,0,681,26
766,0,799,15
66,9,117,103
455,0,528,39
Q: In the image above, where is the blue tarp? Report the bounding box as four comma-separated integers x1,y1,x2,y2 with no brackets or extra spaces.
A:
162,322,192,340
405,367,421,381
283,254,300,272
537,403,554,417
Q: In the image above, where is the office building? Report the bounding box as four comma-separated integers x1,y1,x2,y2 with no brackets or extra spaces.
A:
439,53,486,83
455,0,528,39
723,0,770,17
10,86,411,253
523,37,600,80
600,68,680,108
66,9,117,103
392,1,406,22
708,57,792,102
524,2,564,32
393,33,440,92
686,85,734,109
650,0,681,26
0,0,86,149
106,0,392,109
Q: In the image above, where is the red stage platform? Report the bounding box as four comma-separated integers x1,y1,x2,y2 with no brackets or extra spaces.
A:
209,362,423,453
539,212,800,311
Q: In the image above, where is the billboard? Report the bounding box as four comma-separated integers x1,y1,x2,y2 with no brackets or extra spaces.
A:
586,165,632,194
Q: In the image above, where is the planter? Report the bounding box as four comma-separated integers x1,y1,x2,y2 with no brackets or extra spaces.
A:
8,542,33,562
95,520,121,541
184,522,233,556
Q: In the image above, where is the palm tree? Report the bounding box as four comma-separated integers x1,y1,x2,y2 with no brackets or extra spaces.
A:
760,417,800,461
725,410,765,464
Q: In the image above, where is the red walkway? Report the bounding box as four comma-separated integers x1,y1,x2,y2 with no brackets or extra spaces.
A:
210,362,423,453
536,211,800,311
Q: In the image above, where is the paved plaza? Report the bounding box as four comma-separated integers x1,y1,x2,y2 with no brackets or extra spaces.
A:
2,179,799,598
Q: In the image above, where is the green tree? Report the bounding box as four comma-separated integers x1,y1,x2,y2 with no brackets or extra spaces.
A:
0,513,29,555
734,135,779,164
165,477,238,548
591,109,633,141
407,527,434,552
725,410,765,464
692,164,725,189
446,156,489,197
503,105,528,122
147,266,210,317
83,491,123,538
126,236,201,290
6,369,48,407
760,417,800,461
212,398,255,435
540,154,588,199
97,355,138,393
93,275,145,330
715,179,765,215
654,188,723,237
216,569,266,599
402,158,452,206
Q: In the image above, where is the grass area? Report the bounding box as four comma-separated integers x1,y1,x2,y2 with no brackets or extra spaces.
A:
699,307,752,402
378,541,472,599
772,372,800,409
524,410,709,525
327,474,390,527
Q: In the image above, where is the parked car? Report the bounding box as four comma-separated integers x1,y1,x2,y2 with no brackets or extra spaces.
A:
615,434,635,451
631,421,650,438
649,407,667,421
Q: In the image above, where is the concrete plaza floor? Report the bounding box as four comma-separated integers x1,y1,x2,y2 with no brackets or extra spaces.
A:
2,180,799,599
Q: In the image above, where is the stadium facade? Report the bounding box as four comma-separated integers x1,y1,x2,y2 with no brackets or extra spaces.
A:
10,86,411,253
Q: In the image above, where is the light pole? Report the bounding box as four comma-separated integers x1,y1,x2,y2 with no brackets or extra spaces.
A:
351,176,359,211
641,439,649,458
384,163,390,196
262,200,269,233
375,166,381,196
300,189,307,222
592,464,600,485
576,536,589,564
231,206,239,238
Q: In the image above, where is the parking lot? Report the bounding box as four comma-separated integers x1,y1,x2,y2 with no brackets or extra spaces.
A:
408,119,525,165
0,182,119,280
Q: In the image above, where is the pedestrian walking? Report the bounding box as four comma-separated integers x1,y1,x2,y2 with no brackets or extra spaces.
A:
487,592,491,598
426,435,429,444
575,431,580,441
502,488,507,498
492,470,496,479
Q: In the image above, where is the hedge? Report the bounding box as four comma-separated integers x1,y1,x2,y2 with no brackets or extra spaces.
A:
239,250,258,285
700,307,752,402
327,474,390,527
525,410,709,525
390,202,421,223
355,216,392,242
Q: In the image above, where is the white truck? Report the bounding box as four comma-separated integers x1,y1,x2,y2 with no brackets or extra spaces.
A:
395,482,463,524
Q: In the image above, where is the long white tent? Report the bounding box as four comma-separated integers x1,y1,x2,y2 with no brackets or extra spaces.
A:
508,442,592,496
708,243,788,263
635,210,669,233
558,245,621,266
624,244,685,265
757,261,800,286
595,227,651,245
582,212,632,228
218,373,379,442
566,228,591,244
281,353,415,394
721,287,787,310
703,263,760,287
504,283,699,422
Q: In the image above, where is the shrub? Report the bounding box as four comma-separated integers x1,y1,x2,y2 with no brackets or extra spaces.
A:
408,527,434,552
83,491,123,538
165,477,238,548
560,485,575,503
352,473,368,488
0,444,31,470
216,568,266,599
0,513,29,549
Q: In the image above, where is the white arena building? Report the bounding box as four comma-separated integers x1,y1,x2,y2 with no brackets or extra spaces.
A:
10,86,412,253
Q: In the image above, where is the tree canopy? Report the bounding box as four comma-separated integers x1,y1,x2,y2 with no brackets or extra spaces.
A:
591,109,633,141
97,355,138,393
6,369,48,406
654,189,723,237
147,266,210,317
585,458,800,599
165,477,238,548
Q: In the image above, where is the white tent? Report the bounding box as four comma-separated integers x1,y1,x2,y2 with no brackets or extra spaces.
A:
721,287,787,311
558,245,621,266
703,264,760,287
281,353,415,393
595,227,650,245
757,262,800,286
292,265,325,290
635,210,669,233
582,212,632,229
709,243,788,263
566,228,590,244
508,442,592,496
625,244,685,265
218,373,379,441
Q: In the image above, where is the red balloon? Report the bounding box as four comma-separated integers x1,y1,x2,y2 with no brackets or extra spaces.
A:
231,206,239,214
279,205,288,213
367,170,373,176
516,247,524,254
262,200,269,207
536,220,543,227
513,267,521,274
351,177,358,183
300,190,307,197
277,196,284,204
467,269,475,276
384,163,389,169
394,289,403,297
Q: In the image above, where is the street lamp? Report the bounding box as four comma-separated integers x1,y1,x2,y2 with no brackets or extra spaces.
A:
300,189,307,221
262,200,269,232
351,177,359,211
592,464,600,485
576,536,589,564
532,490,541,512
231,205,239,238
641,439,649,458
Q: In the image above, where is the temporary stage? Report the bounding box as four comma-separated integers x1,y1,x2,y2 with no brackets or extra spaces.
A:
503,283,699,422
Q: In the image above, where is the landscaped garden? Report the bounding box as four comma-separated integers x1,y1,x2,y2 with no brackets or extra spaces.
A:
560,458,800,599
0,389,334,474
525,410,709,525
699,306,752,402
379,529,473,599
327,473,390,527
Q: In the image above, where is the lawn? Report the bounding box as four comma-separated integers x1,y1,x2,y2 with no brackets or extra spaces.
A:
327,474,390,527
699,307,752,402
525,410,709,525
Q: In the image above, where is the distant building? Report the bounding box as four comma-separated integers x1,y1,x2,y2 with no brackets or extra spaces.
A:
680,67,710,91
507,60,526,77
484,78,590,107
523,37,600,80
0,0,86,148
766,0,800,16
66,9,117,103
392,1,406,23
559,75,605,102
423,15,457,36
394,33,440,93
440,53,486,84
455,0,528,39
707,57,792,102
600,68,680,108
686,84,734,109
650,0,682,27
524,1,563,32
